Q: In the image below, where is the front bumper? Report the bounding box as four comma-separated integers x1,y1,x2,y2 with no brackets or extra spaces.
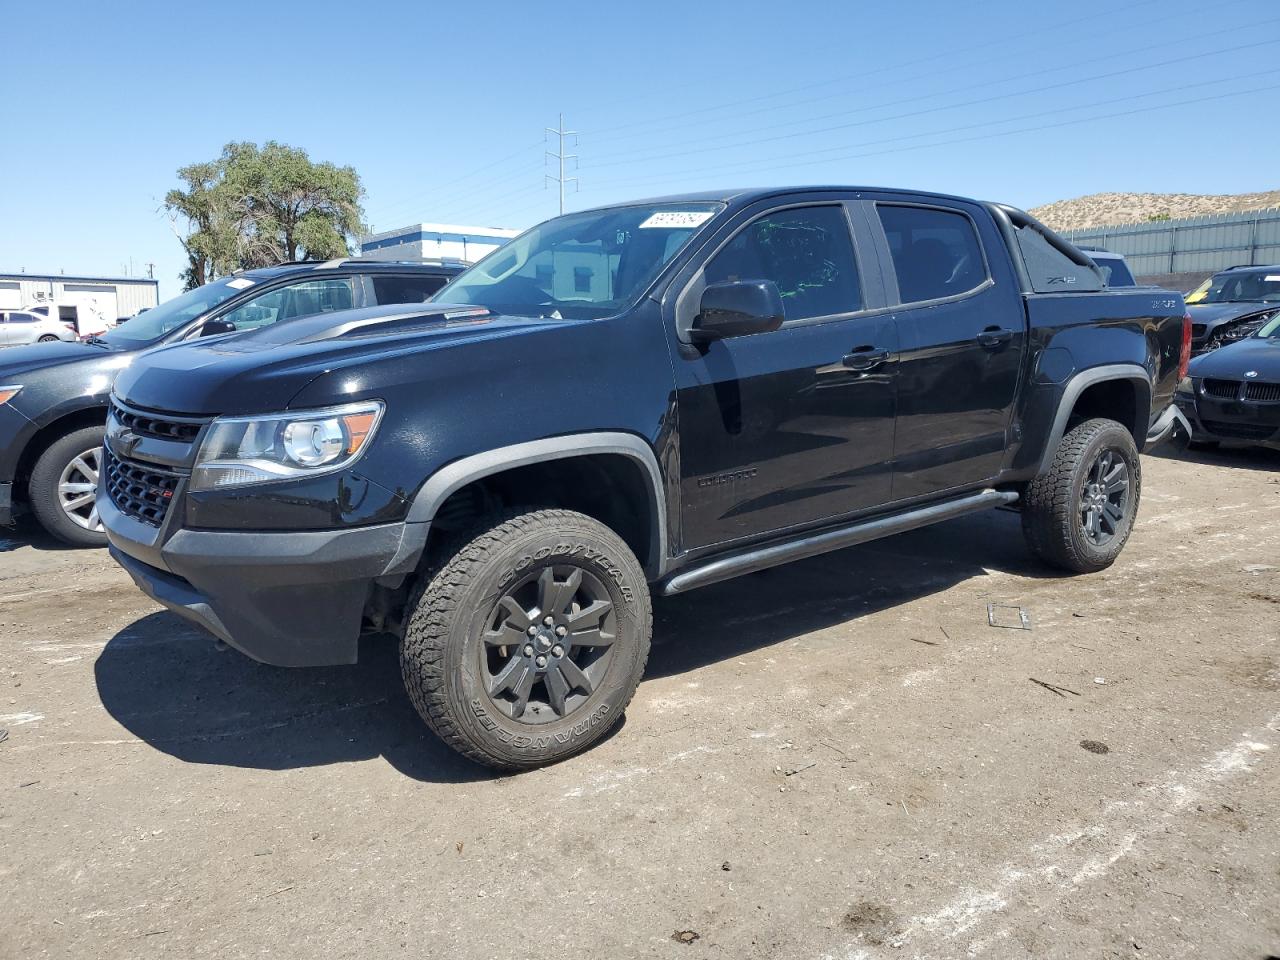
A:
101,489,428,666
1175,384,1280,447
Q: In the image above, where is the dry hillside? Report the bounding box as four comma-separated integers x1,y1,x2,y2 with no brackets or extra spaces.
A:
1029,189,1280,231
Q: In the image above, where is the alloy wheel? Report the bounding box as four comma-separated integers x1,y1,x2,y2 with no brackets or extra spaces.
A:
58,447,103,532
479,565,618,724
1079,448,1129,546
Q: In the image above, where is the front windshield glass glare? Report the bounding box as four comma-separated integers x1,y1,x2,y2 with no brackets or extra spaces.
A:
1187,270,1280,305
432,203,724,319
101,278,247,345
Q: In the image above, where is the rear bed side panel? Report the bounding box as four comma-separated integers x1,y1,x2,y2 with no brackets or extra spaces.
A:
1003,288,1185,478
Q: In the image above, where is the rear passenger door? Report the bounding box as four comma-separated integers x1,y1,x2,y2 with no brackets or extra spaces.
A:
669,197,899,550
868,199,1025,499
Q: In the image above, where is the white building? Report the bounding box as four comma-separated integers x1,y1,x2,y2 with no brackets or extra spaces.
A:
359,222,519,264
0,272,159,335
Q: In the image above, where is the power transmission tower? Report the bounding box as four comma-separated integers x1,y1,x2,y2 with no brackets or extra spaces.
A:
545,113,578,215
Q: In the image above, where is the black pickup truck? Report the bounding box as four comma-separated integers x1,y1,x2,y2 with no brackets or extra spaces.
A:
99,187,1191,770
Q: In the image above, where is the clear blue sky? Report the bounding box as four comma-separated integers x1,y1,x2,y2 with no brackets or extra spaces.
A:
3,0,1279,297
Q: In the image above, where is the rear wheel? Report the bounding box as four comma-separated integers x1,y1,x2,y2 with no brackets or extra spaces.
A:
401,508,651,770
1021,418,1141,573
37,335,59,343
28,425,107,547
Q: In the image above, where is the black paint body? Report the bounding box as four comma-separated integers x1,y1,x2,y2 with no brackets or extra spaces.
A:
100,187,1188,666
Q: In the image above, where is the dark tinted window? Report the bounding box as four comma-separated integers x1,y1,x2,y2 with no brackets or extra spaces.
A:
372,274,448,305
1012,223,1103,293
8,312,38,323
704,206,861,322
878,204,988,304
1094,257,1135,286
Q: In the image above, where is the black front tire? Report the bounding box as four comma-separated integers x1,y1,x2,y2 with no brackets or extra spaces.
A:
28,425,108,547
401,508,652,771
1022,418,1141,573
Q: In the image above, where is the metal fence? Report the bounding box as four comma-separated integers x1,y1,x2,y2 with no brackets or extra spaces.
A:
1060,208,1280,286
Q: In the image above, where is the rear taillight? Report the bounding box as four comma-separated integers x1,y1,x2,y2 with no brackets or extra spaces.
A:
1178,312,1192,380
63,324,76,333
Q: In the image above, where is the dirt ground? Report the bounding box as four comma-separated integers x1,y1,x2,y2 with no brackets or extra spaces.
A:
2,444,1278,960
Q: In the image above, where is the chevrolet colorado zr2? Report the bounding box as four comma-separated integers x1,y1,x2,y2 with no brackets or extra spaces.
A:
97,187,1192,770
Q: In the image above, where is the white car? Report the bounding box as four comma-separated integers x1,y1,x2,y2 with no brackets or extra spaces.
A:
0,309,78,346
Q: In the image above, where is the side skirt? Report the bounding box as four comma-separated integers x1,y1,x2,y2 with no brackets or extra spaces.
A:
659,488,1020,596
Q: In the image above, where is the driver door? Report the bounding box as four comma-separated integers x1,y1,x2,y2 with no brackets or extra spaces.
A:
668,198,899,551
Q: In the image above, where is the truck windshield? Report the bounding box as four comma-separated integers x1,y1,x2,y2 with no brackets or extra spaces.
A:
433,203,723,320
100,279,246,347
1186,271,1280,305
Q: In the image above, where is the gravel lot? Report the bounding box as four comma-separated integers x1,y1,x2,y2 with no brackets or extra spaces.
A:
2,445,1278,960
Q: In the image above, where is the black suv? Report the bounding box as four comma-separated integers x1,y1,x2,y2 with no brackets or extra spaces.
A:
101,188,1189,770
0,259,463,545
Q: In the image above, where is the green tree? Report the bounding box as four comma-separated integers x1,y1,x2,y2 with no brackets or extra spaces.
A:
164,141,366,289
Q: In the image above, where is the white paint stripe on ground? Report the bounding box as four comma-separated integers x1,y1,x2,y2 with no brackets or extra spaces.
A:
821,711,1280,959
0,712,43,726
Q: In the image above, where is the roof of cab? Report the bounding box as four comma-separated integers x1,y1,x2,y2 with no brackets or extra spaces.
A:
575,185,987,214
238,258,467,280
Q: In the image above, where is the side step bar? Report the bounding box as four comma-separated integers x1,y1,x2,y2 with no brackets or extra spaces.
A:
659,488,1020,596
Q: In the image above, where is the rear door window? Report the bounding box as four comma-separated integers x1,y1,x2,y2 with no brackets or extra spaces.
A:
703,205,863,323
218,278,356,331
877,204,989,305
372,274,449,305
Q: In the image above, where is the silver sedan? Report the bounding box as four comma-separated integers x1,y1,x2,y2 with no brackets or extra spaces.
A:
0,309,79,346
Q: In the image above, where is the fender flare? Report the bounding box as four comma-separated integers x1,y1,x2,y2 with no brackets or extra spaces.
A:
1037,364,1153,475
392,432,669,579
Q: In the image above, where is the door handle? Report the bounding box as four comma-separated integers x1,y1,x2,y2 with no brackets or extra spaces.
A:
976,326,1014,349
842,345,890,372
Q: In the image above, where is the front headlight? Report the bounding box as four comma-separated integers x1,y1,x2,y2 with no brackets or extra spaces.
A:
190,401,384,492
1175,376,1194,397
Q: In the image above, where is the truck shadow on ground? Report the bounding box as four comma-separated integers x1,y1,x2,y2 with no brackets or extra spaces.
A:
94,509,1055,782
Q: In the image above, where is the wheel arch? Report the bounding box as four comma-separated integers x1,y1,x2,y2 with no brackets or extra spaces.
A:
1036,365,1151,476
404,433,669,579
13,404,108,495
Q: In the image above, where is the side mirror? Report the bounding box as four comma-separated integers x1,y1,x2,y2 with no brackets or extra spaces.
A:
691,280,784,342
200,318,237,337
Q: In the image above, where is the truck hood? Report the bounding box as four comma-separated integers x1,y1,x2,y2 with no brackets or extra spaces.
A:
112,303,572,415
0,339,130,380
1187,301,1279,327
1188,336,1280,379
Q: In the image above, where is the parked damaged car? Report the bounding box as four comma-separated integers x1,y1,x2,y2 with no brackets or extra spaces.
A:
1175,312,1280,449
1184,265,1280,353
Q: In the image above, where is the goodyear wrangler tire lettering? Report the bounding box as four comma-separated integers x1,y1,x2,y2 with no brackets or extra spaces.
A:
402,508,652,771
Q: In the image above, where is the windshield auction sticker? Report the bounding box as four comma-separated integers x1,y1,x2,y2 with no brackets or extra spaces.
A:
639,211,716,229
226,277,256,290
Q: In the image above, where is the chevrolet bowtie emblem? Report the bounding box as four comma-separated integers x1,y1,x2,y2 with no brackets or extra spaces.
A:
115,430,142,456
